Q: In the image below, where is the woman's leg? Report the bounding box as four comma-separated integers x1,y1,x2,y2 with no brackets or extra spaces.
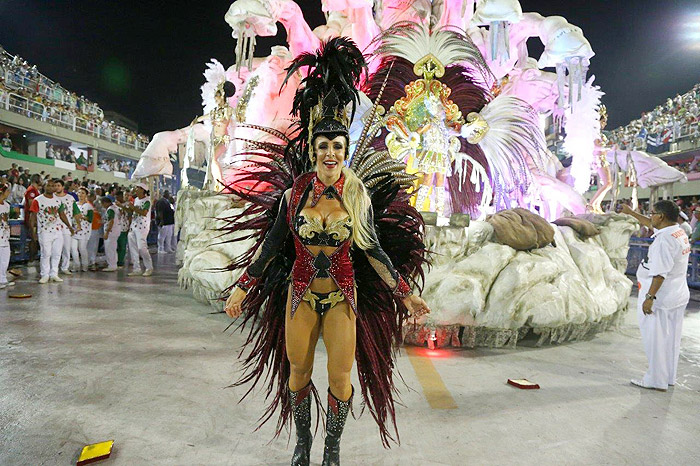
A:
286,291,322,391
286,291,322,466
321,302,356,465
322,302,356,401
70,237,80,271
79,238,89,270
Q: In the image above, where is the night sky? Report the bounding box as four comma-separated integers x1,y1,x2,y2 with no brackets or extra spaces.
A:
2,1,699,134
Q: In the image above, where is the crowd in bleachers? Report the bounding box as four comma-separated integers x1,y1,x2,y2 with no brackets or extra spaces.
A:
98,157,134,175
608,84,700,154
0,45,150,151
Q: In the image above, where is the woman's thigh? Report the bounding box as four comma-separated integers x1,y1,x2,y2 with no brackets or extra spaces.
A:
285,291,321,373
322,302,356,374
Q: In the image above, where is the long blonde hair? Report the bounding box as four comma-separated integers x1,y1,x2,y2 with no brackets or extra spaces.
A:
340,166,375,250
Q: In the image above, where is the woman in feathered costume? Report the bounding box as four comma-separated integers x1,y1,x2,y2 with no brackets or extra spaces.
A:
223,37,430,466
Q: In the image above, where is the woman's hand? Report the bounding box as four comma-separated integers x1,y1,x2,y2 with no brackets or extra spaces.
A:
403,294,430,318
225,287,247,318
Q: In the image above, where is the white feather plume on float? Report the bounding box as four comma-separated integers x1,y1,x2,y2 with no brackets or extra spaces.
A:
371,21,493,82
200,59,228,116
475,95,550,197
563,76,604,193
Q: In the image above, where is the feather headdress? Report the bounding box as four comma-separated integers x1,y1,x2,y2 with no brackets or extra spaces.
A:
280,37,368,169
200,59,228,115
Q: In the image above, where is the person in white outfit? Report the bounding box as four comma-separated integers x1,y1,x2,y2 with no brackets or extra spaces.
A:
29,179,75,283
678,212,692,237
55,180,77,275
101,196,121,272
124,183,153,277
70,187,93,272
622,201,690,391
0,182,15,289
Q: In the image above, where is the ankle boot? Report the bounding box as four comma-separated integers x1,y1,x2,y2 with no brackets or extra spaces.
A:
289,382,314,466
322,387,353,466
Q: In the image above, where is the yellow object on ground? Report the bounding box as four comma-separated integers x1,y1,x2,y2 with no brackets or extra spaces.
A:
77,440,114,465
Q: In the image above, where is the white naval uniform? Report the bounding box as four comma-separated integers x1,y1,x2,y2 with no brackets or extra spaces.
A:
635,224,690,390
71,202,93,271
128,196,153,272
104,204,121,269
31,194,66,279
57,193,76,272
0,202,10,285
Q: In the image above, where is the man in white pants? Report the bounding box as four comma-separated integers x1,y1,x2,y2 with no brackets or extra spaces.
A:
155,191,176,254
623,201,690,391
101,196,121,272
124,183,153,277
55,179,77,275
29,179,75,283
0,181,14,289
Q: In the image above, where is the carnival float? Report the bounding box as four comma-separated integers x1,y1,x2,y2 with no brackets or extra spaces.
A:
134,0,686,347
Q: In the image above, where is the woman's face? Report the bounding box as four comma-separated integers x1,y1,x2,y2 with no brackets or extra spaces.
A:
313,135,346,180
78,189,87,202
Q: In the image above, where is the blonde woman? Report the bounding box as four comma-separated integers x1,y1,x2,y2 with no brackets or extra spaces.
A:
224,38,430,466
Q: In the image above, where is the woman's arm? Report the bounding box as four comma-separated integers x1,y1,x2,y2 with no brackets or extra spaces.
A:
362,206,411,298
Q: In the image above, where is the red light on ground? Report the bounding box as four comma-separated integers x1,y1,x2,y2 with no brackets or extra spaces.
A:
408,346,452,359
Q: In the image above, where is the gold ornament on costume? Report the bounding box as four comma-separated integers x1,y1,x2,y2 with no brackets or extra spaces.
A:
491,76,509,97
384,75,465,175
462,112,490,144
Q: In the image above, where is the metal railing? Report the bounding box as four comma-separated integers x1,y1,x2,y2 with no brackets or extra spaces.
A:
626,236,700,288
0,91,149,152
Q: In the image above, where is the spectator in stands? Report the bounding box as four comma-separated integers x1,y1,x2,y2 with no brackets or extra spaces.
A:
9,163,19,179
0,181,13,289
1,133,12,151
67,181,79,201
29,178,74,283
8,175,26,205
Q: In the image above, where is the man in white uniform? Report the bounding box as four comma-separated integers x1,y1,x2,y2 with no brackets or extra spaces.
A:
0,181,14,289
123,183,153,277
55,179,77,275
29,179,75,283
101,196,121,272
623,201,690,391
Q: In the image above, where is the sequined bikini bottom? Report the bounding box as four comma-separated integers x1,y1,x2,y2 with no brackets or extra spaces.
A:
301,289,345,316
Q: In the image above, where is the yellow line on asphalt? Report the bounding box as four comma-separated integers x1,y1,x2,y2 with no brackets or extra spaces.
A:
405,346,457,410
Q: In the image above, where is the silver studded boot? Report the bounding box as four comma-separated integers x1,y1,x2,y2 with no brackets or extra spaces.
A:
289,382,314,466
321,387,353,466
